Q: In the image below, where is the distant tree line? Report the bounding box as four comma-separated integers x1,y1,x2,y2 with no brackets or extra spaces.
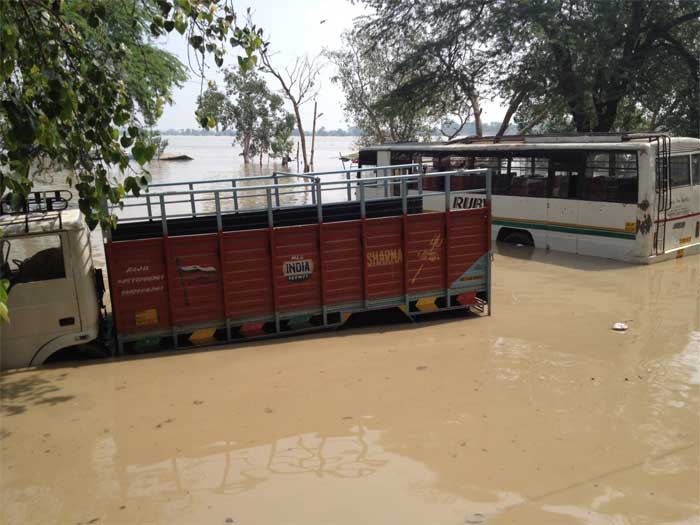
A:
158,126,365,136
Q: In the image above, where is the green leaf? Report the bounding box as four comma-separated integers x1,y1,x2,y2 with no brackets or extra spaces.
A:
174,16,187,34
0,300,9,324
131,141,156,166
164,20,175,32
189,35,203,49
120,135,133,148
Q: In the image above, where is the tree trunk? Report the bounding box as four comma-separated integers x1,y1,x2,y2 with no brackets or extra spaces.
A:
310,100,318,172
242,134,252,163
292,104,310,172
496,90,527,137
593,99,620,132
469,92,483,136
519,109,549,135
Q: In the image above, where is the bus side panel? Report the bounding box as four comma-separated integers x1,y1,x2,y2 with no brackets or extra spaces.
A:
321,221,363,307
221,229,274,321
107,238,171,335
167,234,225,327
273,225,322,313
577,202,637,260
406,212,446,294
365,217,404,300
448,209,489,290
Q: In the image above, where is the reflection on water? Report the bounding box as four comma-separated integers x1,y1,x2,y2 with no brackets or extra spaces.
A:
121,427,387,499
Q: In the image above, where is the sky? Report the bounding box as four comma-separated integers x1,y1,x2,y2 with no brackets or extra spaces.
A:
157,0,507,131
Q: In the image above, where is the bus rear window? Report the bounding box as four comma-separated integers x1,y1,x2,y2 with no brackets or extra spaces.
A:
670,156,691,187
582,152,637,204
691,154,699,185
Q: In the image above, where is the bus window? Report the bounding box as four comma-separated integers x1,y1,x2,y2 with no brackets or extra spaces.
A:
671,156,691,187
693,154,700,185
550,154,584,199
583,152,637,204
509,157,547,197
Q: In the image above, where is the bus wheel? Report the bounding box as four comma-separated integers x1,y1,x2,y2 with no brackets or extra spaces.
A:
497,228,534,247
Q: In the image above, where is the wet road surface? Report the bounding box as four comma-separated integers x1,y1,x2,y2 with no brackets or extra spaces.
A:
2,248,699,524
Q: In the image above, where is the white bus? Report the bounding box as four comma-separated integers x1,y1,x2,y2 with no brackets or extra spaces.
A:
358,133,700,264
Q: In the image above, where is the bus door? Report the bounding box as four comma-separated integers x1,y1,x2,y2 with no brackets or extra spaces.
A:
546,154,583,253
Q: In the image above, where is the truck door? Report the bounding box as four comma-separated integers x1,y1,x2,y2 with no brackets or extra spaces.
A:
0,232,80,370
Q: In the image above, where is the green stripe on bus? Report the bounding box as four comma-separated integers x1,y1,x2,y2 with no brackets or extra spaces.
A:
493,219,637,240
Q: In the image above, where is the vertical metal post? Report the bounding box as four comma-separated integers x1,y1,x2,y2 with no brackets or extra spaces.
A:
232,179,239,211
359,180,368,310
359,180,366,218
345,171,352,202
266,187,280,334
485,168,493,316
444,172,451,212
159,194,168,237
311,181,316,205
315,178,327,325
146,192,153,221
381,167,388,197
159,194,178,348
214,191,223,232
444,173,451,307
188,183,196,217
401,177,409,315
266,187,274,230
273,173,281,208
418,163,424,195
215,191,232,339
401,177,408,215
315,178,323,223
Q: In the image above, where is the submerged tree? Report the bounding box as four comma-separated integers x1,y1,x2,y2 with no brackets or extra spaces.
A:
196,70,294,163
260,52,322,171
359,0,700,136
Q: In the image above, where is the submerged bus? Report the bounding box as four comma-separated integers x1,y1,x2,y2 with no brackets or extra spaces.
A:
358,133,700,263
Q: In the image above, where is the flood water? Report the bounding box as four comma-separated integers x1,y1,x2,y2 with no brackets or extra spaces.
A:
2,245,699,524
78,135,358,270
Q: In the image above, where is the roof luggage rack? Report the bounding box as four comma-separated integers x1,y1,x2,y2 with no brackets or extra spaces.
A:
0,189,72,216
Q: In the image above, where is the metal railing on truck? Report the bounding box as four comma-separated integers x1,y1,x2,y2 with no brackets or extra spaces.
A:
104,164,492,354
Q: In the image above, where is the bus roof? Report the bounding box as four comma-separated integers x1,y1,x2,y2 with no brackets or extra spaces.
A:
361,135,700,155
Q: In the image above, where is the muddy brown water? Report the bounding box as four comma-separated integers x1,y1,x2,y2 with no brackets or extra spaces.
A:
1,247,699,524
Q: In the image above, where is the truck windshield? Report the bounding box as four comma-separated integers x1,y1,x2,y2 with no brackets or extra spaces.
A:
0,234,66,286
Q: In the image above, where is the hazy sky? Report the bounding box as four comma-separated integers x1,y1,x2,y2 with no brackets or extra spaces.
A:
157,0,506,131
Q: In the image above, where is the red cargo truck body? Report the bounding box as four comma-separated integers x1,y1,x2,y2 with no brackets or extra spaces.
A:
105,165,492,352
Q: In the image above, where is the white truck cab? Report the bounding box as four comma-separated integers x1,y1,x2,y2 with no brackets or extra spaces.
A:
0,209,104,370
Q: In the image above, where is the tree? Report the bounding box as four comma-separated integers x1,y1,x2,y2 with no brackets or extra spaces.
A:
196,70,294,163
260,52,322,171
1,0,264,229
327,30,438,146
0,0,264,321
359,0,700,136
